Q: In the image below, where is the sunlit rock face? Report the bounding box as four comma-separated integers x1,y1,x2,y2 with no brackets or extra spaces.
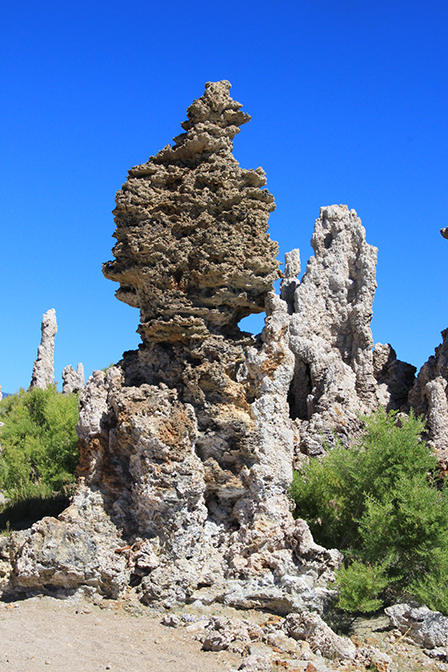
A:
8,82,339,613
103,80,280,345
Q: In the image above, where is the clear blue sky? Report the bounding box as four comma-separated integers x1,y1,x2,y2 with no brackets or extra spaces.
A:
1,0,447,393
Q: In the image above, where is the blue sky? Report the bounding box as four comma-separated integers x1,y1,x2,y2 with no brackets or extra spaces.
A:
1,0,447,393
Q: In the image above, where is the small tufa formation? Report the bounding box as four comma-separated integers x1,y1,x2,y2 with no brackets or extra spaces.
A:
386,603,448,649
30,309,57,390
103,80,279,345
62,363,85,394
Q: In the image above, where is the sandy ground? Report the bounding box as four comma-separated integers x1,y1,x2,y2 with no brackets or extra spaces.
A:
0,595,243,672
1,593,447,672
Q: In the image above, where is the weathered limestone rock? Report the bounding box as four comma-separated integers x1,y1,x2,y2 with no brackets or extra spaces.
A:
408,329,448,464
9,82,340,612
373,342,416,411
30,309,57,390
62,363,85,394
282,205,379,457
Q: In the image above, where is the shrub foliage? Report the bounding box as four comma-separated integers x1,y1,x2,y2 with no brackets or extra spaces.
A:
290,408,448,613
0,386,79,518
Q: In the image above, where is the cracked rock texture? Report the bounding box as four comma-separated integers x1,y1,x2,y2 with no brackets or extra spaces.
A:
9,82,340,613
30,309,57,390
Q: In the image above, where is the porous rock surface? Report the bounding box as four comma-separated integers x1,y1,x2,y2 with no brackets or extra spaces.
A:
103,79,279,345
8,82,340,613
62,363,85,394
30,308,57,390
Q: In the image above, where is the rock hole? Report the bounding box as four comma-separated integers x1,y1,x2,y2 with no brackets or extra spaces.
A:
324,233,333,249
237,312,266,335
288,360,312,421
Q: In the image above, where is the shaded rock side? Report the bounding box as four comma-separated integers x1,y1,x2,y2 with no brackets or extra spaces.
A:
281,205,379,458
62,363,85,394
373,342,416,411
103,80,280,345
30,309,57,390
408,329,448,464
9,83,340,612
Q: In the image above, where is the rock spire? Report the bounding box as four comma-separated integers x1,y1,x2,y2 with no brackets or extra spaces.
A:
281,205,379,457
30,309,57,390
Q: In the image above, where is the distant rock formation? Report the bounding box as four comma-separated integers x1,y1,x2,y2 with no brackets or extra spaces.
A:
30,309,57,390
9,82,340,613
62,363,85,394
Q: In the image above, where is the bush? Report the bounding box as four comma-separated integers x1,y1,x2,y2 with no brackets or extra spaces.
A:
290,408,448,614
0,386,79,526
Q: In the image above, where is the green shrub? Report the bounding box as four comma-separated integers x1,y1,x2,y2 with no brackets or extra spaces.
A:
336,560,389,613
0,386,79,523
290,408,448,613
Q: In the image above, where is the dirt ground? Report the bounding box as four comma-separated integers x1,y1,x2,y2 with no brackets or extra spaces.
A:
1,593,447,672
0,594,243,672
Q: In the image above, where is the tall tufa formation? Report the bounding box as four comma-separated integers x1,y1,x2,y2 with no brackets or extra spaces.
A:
103,80,280,344
9,83,339,614
30,309,57,390
281,205,415,460
281,206,379,457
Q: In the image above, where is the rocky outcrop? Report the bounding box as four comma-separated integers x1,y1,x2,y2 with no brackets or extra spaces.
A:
281,205,379,458
62,363,85,394
408,329,448,464
30,309,57,390
9,82,340,612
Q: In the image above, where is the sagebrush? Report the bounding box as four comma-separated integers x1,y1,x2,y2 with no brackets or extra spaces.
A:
290,408,448,614
0,386,79,524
